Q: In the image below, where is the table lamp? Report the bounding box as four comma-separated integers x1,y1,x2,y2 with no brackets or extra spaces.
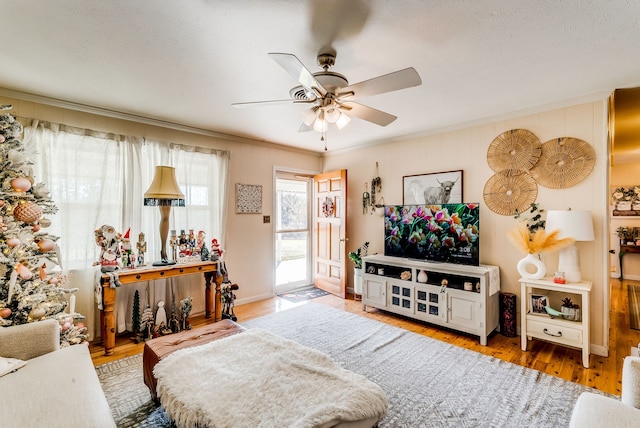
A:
545,209,595,283
144,166,185,266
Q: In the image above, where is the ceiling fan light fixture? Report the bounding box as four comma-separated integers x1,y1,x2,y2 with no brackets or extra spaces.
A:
313,117,327,133
302,107,318,126
336,112,351,129
324,107,341,123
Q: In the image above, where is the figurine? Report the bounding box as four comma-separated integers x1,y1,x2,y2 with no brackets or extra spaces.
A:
121,228,132,268
221,283,239,321
155,300,167,327
94,224,122,273
170,230,178,261
136,232,147,266
188,229,196,249
210,238,223,261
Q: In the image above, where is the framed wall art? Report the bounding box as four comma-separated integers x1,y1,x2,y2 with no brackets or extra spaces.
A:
403,170,463,205
235,183,262,214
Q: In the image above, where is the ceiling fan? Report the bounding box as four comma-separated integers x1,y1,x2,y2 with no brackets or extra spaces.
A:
232,51,422,135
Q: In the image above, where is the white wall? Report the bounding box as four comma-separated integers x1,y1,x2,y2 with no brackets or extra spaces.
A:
324,101,610,355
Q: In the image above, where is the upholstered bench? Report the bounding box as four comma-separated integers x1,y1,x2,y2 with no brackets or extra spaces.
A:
143,319,245,401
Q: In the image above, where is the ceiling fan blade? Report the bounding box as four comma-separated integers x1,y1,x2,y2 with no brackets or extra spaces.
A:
340,102,397,126
232,99,314,108
298,122,314,132
338,67,421,100
268,53,327,96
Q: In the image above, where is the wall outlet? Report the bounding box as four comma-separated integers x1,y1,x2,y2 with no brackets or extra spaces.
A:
263,215,270,224
610,265,617,272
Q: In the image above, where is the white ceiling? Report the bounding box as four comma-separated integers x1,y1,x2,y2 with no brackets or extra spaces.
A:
3,0,640,153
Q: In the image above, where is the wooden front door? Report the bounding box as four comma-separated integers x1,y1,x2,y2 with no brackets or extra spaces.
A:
313,169,347,297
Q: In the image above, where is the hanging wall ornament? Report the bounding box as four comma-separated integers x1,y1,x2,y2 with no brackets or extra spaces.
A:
483,169,538,216
322,196,335,217
487,129,542,172
530,137,595,189
362,182,370,214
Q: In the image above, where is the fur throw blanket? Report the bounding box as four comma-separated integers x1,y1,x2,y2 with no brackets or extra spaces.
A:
154,328,388,427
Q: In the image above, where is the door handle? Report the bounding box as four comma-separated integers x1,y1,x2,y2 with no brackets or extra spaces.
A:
340,238,349,242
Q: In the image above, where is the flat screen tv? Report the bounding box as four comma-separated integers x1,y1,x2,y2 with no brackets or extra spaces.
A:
384,203,480,266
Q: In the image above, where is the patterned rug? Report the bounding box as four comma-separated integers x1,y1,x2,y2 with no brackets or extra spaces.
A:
629,284,640,330
277,286,329,303
97,302,614,427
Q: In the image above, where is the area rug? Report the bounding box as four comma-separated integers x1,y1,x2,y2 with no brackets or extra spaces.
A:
629,283,640,330
277,286,329,303
97,302,613,427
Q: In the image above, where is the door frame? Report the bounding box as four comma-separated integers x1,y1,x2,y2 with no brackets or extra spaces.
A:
272,166,319,294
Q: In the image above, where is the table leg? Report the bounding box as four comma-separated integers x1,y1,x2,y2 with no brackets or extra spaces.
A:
620,252,625,279
520,283,528,352
102,286,116,356
205,271,213,319
215,274,222,321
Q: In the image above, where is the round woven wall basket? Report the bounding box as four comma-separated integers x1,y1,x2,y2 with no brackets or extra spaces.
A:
483,169,538,216
487,129,542,172
530,137,595,189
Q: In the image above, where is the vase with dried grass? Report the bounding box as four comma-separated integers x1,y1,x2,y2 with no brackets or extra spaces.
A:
508,222,575,279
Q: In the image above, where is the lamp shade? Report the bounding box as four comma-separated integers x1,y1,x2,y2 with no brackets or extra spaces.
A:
144,166,185,206
545,210,594,241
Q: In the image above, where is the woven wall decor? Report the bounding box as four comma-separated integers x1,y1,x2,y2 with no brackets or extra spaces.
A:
483,169,538,216
487,129,542,172
530,137,595,189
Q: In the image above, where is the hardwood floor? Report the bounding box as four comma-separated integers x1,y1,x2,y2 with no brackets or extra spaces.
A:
90,278,640,396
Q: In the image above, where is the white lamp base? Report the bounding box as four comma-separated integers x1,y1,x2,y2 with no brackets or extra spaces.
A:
558,244,582,283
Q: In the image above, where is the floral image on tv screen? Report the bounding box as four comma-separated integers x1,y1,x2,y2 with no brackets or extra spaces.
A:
384,203,480,266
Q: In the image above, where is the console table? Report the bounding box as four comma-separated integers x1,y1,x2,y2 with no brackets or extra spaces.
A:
99,261,220,355
361,255,500,345
619,244,640,279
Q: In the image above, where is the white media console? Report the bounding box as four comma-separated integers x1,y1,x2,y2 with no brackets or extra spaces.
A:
361,254,500,345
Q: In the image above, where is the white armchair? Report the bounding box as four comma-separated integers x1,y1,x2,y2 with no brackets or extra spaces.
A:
570,356,640,427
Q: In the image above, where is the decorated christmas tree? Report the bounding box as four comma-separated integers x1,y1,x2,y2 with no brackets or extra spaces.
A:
0,107,87,346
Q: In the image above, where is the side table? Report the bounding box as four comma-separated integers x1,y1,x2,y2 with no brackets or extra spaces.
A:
520,277,591,368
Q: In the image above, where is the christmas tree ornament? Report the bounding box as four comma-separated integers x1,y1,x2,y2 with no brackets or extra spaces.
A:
39,218,51,228
38,262,48,280
31,224,40,232
0,200,5,207
6,237,20,247
31,183,49,199
16,262,33,280
10,177,31,192
37,238,55,252
28,306,46,321
0,308,11,318
13,201,43,223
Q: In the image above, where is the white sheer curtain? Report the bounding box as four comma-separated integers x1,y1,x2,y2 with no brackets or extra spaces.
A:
23,120,229,340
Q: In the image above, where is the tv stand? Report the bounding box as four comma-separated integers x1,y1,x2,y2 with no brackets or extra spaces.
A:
362,255,500,345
